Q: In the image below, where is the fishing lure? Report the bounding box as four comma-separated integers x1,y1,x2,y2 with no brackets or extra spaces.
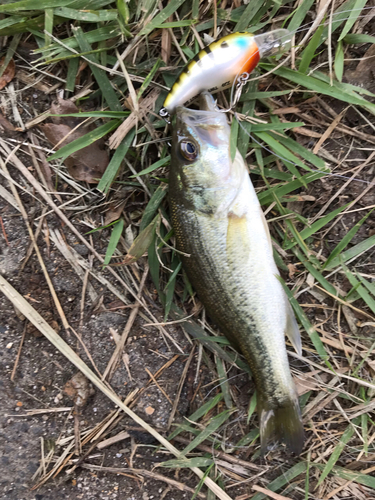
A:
160,28,291,118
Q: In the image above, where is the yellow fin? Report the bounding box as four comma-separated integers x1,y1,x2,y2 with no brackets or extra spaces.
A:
285,300,302,355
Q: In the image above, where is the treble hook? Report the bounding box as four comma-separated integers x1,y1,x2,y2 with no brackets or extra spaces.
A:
216,72,250,113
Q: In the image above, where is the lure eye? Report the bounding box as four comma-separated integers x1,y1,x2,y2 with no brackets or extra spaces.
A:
180,140,198,161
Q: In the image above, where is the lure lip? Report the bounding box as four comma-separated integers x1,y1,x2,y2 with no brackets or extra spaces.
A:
254,28,292,58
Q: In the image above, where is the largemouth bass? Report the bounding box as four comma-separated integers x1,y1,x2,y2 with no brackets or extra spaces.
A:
169,93,304,454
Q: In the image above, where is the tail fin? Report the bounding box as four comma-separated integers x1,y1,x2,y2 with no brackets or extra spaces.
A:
258,395,304,455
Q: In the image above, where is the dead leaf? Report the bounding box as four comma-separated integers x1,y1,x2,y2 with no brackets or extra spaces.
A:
63,372,95,408
287,263,299,278
145,406,155,415
0,57,15,90
117,218,157,265
50,98,83,129
104,200,127,225
16,70,51,93
0,113,15,131
109,88,160,149
42,98,109,183
294,372,319,395
345,44,375,92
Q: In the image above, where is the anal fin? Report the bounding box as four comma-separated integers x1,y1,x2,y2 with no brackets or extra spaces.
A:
285,300,302,356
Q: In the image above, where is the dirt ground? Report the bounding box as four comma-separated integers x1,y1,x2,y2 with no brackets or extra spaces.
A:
1,38,375,500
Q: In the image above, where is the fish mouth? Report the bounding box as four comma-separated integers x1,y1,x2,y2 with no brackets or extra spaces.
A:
175,92,229,147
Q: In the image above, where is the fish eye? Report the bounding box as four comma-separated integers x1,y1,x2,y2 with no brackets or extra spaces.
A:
180,140,198,161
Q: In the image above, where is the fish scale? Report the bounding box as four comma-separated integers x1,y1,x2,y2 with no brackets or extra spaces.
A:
169,92,304,454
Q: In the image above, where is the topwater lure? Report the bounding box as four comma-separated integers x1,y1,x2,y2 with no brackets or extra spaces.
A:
160,28,291,118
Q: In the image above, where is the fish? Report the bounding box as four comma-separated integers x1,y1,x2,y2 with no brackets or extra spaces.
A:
162,29,291,115
169,92,304,455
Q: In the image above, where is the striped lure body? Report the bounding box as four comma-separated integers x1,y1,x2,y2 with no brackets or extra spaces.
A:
163,29,291,114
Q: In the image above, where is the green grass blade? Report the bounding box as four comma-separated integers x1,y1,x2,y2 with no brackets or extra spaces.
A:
317,417,360,486
0,33,21,79
0,0,75,12
44,8,53,46
131,155,170,178
324,234,375,270
0,16,28,30
274,134,328,170
250,122,305,132
344,33,375,44
334,40,344,82
299,23,325,74
123,216,158,265
247,391,257,424
137,58,162,99
164,258,181,320
258,172,326,206
262,64,375,113
180,410,232,456
140,184,168,231
97,128,135,193
54,7,118,21
287,0,315,33
73,26,122,112
103,219,124,267
240,89,291,101
160,457,214,468
323,208,374,269
294,249,338,297
338,0,368,41
237,80,257,159
284,203,350,250
314,462,375,489
215,357,233,409
65,56,79,92
139,0,186,36
47,119,120,162
234,0,264,31
168,394,224,441
252,462,307,500
356,273,375,298
342,264,375,315
169,304,242,368
52,111,129,118
154,19,197,28
255,131,305,172
280,278,331,365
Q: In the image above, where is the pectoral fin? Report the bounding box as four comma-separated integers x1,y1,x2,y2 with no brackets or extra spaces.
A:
285,300,302,355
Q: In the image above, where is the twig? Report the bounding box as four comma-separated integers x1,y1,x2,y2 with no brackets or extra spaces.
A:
0,154,70,331
252,485,292,500
0,215,9,245
167,346,195,430
145,367,173,405
172,436,263,471
81,465,206,498
102,264,149,381
10,324,27,381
